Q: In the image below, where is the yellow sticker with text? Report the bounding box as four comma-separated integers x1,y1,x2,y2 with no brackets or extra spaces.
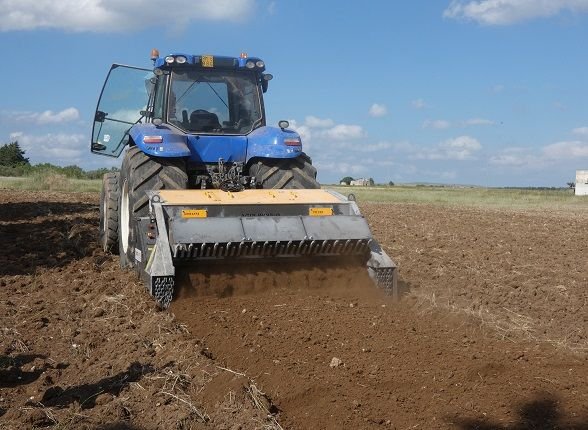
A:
201,55,214,68
309,207,333,217
182,209,208,218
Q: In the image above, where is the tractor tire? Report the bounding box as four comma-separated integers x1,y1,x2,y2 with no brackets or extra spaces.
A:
249,153,320,189
118,146,188,268
99,172,120,254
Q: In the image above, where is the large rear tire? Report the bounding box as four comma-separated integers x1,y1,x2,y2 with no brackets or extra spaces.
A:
118,146,188,268
99,172,120,253
248,153,320,189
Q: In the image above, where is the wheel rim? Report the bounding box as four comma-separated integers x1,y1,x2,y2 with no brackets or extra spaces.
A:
120,179,130,254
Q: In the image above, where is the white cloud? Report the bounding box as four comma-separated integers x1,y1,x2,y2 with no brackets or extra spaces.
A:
36,108,80,124
463,118,495,126
9,131,86,164
321,124,365,141
489,147,542,167
543,141,588,159
411,99,429,109
437,135,482,160
2,107,80,124
392,135,482,161
0,0,255,32
368,103,388,117
289,117,365,144
304,116,334,129
572,126,588,137
336,141,394,153
490,134,588,169
444,0,588,25
423,119,451,129
406,136,481,160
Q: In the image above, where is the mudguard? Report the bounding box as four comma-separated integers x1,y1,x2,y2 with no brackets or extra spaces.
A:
246,126,303,162
129,123,191,158
129,124,304,163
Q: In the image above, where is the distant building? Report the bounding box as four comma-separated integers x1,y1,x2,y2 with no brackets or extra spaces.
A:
576,170,588,196
350,178,370,186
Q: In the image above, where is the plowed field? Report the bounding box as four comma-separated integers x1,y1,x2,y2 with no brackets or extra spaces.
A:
1,190,586,429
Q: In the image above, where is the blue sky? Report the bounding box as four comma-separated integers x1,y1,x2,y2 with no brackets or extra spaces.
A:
0,0,587,186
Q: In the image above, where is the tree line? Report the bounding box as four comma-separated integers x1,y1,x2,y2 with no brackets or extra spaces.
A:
0,141,117,180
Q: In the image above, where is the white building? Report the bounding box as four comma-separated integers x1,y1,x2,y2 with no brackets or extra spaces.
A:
350,178,371,186
576,170,588,196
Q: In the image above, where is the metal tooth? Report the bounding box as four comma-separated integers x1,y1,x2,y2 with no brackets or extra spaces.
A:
308,240,317,254
170,237,378,261
333,239,340,254
342,239,351,254
298,241,307,255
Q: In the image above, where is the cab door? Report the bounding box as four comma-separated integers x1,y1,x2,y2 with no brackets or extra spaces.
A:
91,64,152,157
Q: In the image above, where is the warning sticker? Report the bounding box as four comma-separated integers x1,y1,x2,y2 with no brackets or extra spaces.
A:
309,207,333,217
182,209,208,218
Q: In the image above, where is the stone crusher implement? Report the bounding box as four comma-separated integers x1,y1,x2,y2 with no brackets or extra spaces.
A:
134,188,398,307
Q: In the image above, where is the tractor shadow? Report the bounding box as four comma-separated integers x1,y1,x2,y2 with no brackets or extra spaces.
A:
451,393,588,430
0,201,99,276
0,354,48,388
40,361,154,410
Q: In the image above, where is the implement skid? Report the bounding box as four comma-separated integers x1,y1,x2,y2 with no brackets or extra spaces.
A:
134,189,398,307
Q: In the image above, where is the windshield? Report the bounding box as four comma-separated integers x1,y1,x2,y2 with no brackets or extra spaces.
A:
168,69,262,134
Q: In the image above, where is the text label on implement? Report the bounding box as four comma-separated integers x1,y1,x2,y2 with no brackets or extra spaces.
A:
182,209,208,218
309,207,333,217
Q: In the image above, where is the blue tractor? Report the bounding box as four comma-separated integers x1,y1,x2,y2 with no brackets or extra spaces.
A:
93,50,318,261
92,50,397,307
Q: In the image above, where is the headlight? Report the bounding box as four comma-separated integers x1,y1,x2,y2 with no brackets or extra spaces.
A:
164,56,175,64
175,56,187,64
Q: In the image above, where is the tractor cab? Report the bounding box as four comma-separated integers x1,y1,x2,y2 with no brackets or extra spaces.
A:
91,50,273,158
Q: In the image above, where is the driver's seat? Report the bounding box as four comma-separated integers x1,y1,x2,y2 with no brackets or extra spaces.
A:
190,110,221,132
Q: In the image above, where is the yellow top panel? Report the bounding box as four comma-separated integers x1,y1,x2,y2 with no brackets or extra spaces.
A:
158,189,344,205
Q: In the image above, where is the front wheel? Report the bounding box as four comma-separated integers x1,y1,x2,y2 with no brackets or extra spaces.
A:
118,147,188,268
248,153,320,189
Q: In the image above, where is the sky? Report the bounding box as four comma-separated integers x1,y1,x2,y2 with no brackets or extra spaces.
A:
0,0,587,187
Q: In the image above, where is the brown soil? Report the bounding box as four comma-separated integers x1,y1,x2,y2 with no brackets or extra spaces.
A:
1,191,587,429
